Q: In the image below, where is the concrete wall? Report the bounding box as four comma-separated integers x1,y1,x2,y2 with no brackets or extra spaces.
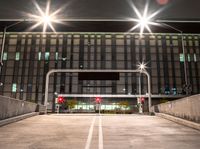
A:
0,95,42,120
152,94,200,123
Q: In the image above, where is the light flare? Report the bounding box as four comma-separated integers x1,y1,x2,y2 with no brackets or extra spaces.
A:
137,62,148,71
128,1,162,36
27,0,64,33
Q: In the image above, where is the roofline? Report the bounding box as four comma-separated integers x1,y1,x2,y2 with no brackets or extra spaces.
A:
0,18,200,23
1,32,200,36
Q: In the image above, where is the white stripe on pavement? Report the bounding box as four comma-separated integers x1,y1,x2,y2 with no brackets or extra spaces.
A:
99,115,103,149
85,116,96,149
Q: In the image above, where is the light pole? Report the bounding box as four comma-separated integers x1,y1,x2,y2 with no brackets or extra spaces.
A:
138,73,142,113
138,62,146,96
0,21,25,79
99,102,101,115
156,21,188,94
0,18,44,83
137,62,147,113
0,0,63,85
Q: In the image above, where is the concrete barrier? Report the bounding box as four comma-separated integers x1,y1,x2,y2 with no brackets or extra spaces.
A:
155,113,200,131
151,94,200,123
0,95,45,120
36,104,46,114
0,112,39,127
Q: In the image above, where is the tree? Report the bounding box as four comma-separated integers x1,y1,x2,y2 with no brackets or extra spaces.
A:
118,101,129,113
66,99,78,112
160,98,168,104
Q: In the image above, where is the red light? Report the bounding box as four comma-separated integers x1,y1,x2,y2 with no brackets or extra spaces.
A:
95,97,101,104
140,97,145,104
57,96,64,104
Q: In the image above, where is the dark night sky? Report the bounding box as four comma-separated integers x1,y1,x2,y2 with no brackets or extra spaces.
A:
0,0,200,33
0,0,200,20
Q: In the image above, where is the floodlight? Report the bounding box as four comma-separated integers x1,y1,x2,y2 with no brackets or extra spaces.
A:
138,62,147,71
27,0,63,33
128,2,162,35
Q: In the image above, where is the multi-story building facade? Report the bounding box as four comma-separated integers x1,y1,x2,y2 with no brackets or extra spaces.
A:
0,32,200,111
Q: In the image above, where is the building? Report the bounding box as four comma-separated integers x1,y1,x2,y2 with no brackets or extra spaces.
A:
0,30,200,112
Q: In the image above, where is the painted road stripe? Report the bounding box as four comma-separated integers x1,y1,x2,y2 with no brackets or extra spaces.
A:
99,115,103,149
85,116,96,149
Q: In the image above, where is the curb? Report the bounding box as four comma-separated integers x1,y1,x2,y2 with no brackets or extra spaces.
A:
0,112,39,127
155,113,200,131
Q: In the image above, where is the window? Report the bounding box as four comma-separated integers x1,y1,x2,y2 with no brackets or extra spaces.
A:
12,83,17,92
3,52,7,60
172,88,177,95
194,54,197,62
55,52,58,60
179,53,184,62
38,52,42,60
164,86,170,95
45,52,50,60
187,54,191,62
15,52,20,60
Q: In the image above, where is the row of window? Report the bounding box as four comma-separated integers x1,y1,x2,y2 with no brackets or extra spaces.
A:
3,52,51,61
3,34,200,46
2,33,200,38
3,52,200,62
9,83,180,95
179,53,198,62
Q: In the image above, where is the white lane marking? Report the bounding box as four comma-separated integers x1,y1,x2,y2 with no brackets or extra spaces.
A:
99,115,103,149
85,116,96,149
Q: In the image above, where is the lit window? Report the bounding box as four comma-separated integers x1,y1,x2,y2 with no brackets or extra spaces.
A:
194,54,197,62
12,83,17,92
164,86,170,95
15,52,20,60
179,53,184,62
3,52,7,60
45,52,50,60
187,54,191,62
38,52,42,60
55,52,58,60
172,88,177,95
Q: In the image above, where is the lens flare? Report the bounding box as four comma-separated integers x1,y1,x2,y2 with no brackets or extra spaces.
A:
137,62,148,71
27,0,64,33
128,1,163,36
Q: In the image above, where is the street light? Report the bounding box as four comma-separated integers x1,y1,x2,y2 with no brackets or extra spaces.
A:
0,19,50,85
0,1,63,84
128,1,160,35
138,62,147,95
27,0,63,33
0,21,25,81
128,2,188,95
156,21,188,94
138,62,147,71
137,62,147,113
126,2,189,94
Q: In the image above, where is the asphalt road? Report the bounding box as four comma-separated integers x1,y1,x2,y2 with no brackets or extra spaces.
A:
0,114,200,149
